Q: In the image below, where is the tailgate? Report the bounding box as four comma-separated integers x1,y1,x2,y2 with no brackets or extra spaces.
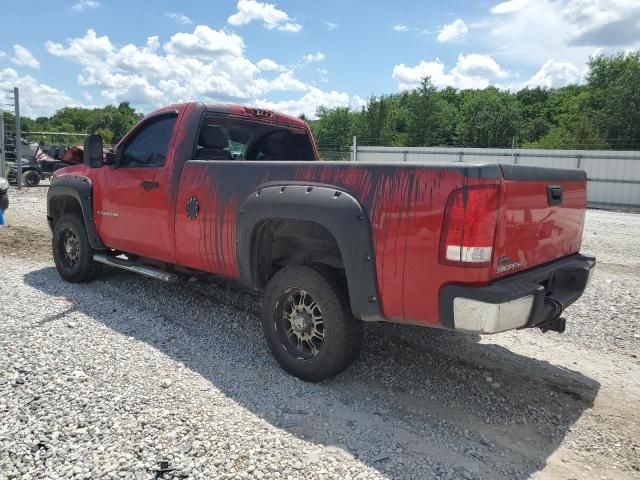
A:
492,164,587,279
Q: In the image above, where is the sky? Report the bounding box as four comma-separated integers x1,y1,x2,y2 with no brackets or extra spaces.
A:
0,0,639,118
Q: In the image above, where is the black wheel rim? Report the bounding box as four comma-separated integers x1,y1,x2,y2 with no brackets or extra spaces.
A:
274,288,325,360
57,228,81,270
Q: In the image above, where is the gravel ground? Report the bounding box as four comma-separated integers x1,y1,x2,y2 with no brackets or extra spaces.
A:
0,187,639,480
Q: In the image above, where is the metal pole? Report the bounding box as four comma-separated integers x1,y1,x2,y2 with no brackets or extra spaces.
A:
14,87,21,189
0,108,5,178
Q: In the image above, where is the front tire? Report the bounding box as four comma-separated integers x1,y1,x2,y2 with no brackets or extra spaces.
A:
262,265,362,382
52,214,102,283
22,170,41,187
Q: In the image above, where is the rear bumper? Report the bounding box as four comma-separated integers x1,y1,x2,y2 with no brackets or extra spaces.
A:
439,254,596,334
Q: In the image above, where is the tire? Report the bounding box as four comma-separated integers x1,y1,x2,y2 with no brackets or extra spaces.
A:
22,170,41,187
52,214,102,283
262,264,362,382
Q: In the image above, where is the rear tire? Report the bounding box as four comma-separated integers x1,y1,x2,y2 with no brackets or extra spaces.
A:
262,265,362,382
22,170,41,187
52,214,102,283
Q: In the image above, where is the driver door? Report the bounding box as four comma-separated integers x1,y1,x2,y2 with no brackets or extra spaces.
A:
94,112,178,262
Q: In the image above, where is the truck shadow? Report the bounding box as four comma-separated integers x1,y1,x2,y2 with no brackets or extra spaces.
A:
24,266,599,479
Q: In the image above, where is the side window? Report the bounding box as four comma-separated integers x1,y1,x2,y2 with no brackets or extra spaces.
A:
120,115,177,167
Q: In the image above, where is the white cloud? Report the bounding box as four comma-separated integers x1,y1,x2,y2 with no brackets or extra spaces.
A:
392,53,508,90
456,53,508,79
227,0,302,32
72,0,100,11
0,68,74,117
256,87,349,118
490,0,530,14
484,0,640,68
317,67,329,82
46,29,114,64
44,27,350,117
165,12,193,25
393,24,411,32
324,21,339,31
256,58,283,71
46,28,255,108
0,51,6,59
302,52,325,64
437,19,468,43
12,45,40,69
350,95,367,111
164,26,245,59
563,0,640,47
521,59,584,87
253,71,309,93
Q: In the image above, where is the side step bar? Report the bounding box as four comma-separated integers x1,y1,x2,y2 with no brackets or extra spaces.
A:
93,254,178,283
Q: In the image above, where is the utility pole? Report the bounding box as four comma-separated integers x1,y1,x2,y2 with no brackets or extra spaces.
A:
0,107,5,178
14,88,22,189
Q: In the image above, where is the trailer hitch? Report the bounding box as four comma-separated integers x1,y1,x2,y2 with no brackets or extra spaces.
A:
537,297,566,333
539,316,566,333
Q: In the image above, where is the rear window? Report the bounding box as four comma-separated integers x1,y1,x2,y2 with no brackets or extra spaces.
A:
193,115,315,161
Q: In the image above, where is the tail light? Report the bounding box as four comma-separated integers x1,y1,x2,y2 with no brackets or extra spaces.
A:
440,185,499,267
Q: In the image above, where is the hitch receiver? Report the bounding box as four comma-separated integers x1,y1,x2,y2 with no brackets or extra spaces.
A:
539,316,566,333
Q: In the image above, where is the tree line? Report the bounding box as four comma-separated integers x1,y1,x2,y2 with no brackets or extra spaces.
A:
2,102,143,147
309,52,640,153
2,51,638,154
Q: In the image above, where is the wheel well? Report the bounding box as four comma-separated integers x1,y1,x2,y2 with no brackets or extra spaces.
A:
49,195,82,225
252,219,345,289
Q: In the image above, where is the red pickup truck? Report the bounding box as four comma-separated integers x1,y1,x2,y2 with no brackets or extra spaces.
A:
48,103,595,381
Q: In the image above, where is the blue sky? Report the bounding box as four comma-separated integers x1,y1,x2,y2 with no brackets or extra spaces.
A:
1,0,638,118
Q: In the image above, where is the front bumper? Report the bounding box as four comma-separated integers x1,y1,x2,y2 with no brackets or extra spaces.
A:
439,254,596,334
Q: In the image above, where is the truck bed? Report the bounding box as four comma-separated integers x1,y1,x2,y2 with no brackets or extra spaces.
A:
173,161,587,326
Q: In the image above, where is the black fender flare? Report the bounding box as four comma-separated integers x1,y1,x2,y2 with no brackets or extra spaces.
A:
47,175,106,250
237,183,383,322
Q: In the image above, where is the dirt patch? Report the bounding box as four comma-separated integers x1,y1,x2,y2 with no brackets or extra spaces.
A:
0,224,52,262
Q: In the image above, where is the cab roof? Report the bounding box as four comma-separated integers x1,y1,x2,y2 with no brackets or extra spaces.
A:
147,102,310,129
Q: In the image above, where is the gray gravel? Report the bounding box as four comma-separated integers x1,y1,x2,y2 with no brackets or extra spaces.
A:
0,187,639,480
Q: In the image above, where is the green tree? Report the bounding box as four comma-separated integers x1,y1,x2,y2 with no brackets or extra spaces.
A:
515,87,552,143
311,106,355,160
457,87,520,148
587,52,640,149
405,78,455,146
525,88,606,149
353,95,397,146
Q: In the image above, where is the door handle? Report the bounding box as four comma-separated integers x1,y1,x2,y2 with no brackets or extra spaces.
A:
140,181,159,191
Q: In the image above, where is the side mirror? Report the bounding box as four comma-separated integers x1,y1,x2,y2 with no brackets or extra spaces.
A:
104,149,117,166
84,134,104,168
